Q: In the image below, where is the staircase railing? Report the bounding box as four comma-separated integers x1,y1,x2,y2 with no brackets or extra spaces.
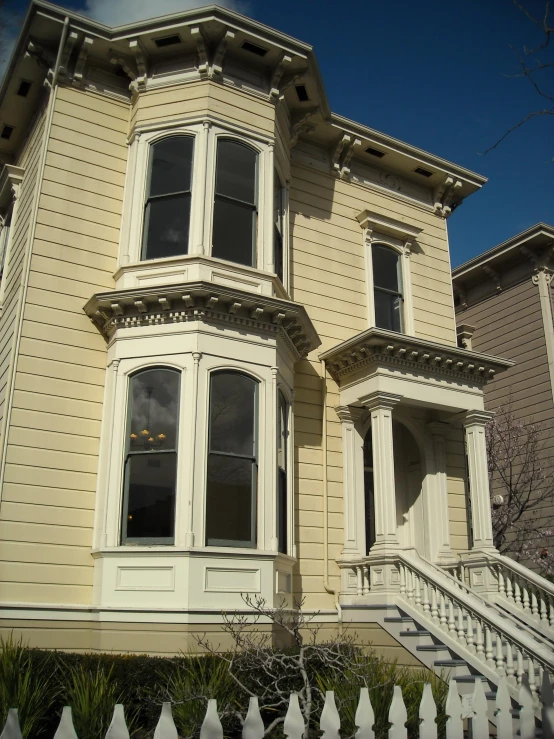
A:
461,551,554,631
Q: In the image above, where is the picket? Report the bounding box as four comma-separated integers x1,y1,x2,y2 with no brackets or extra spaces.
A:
2,678,554,739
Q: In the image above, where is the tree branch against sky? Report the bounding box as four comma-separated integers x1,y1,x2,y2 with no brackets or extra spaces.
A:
484,0,553,157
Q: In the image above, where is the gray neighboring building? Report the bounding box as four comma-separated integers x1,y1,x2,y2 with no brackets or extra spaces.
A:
452,223,554,554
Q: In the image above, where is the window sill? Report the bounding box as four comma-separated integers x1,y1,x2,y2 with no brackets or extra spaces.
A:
92,545,296,564
114,254,289,300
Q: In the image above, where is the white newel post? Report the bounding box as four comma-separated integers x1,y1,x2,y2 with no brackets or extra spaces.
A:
361,392,402,554
427,422,455,564
335,406,365,558
463,410,496,552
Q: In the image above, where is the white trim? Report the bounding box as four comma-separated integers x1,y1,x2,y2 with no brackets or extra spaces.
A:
533,270,554,406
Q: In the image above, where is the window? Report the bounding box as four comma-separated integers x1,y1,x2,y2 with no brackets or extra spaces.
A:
363,429,376,554
274,172,284,283
206,371,258,547
0,207,12,280
372,244,403,332
212,139,257,267
142,136,194,260
277,391,288,554
121,368,180,544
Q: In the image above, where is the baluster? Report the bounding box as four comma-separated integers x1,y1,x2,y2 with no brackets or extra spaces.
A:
445,680,463,739
514,578,522,607
200,700,223,739
422,580,430,615
531,589,539,620
356,567,363,597
475,620,485,661
456,606,466,645
516,648,525,685
439,592,447,632
505,571,513,603
284,694,305,739
447,598,457,639
465,613,475,653
540,595,549,624
541,671,554,739
484,625,495,668
430,586,439,624
153,704,177,739
355,687,375,739
505,641,515,685
527,655,537,699
549,596,554,627
406,568,414,602
414,573,422,608
522,583,531,614
494,632,505,676
106,705,130,739
388,685,407,739
471,679,489,739
519,675,535,739
363,566,370,596
418,683,437,739
494,678,512,739
497,565,505,596
320,691,341,739
399,564,406,595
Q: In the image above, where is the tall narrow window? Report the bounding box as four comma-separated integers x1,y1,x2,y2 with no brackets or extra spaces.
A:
274,172,284,283
142,136,194,260
206,371,258,547
363,429,376,554
0,207,12,280
212,139,257,267
372,244,403,332
277,391,288,554
121,368,180,544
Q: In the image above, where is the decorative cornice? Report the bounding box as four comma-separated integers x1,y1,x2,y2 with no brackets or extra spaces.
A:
334,405,364,424
356,209,422,243
0,165,25,210
84,280,321,361
462,410,495,428
320,327,513,386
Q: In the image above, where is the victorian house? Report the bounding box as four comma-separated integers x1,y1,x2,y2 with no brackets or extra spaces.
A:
0,1,552,721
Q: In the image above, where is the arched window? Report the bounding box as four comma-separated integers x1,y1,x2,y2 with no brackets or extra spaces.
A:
277,391,288,554
363,428,376,554
372,244,403,332
206,371,258,547
121,368,180,544
142,136,194,260
212,139,257,268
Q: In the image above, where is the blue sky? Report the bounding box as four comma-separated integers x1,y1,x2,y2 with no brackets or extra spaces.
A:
3,0,553,266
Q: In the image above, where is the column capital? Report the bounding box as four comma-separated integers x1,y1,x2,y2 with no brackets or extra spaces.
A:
334,405,364,424
360,391,402,413
462,409,494,428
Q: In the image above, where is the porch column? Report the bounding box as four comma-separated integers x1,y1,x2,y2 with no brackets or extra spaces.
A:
335,405,365,558
427,422,456,564
361,391,402,554
463,410,496,552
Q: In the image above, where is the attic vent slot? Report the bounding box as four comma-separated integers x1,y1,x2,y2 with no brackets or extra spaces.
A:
365,146,385,158
154,34,181,48
1,126,14,140
241,40,269,57
295,85,309,102
414,166,433,178
17,80,32,97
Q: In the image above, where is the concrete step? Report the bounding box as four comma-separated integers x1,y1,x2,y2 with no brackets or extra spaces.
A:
399,630,431,637
434,659,467,667
417,644,450,652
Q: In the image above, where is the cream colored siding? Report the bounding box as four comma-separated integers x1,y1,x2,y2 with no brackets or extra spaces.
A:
0,107,47,441
446,428,470,553
130,80,275,136
0,85,127,605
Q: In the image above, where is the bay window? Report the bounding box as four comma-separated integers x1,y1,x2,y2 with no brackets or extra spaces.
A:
212,139,258,268
142,136,194,260
206,370,258,547
121,367,180,544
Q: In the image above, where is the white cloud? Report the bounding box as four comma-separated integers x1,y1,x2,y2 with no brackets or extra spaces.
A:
83,0,248,26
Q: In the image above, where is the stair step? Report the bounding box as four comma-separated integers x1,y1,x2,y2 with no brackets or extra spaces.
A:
434,659,468,667
454,674,489,683
417,644,450,652
384,616,414,623
399,630,431,637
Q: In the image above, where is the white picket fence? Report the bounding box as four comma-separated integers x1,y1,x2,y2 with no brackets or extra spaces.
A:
1,673,554,739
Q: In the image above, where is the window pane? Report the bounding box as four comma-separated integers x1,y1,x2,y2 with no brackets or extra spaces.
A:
209,372,256,456
274,225,283,283
364,468,376,553
206,455,256,545
144,194,190,260
212,198,255,267
278,468,287,554
372,245,401,292
278,393,287,471
215,140,256,203
149,136,193,197
128,369,179,451
124,452,176,540
374,290,402,332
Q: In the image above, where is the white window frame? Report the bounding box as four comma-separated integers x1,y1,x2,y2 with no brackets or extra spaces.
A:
0,165,25,313
119,118,288,284
358,210,419,335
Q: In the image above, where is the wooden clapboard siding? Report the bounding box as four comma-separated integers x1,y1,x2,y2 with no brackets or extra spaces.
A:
130,80,275,135
0,85,127,604
0,108,47,441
